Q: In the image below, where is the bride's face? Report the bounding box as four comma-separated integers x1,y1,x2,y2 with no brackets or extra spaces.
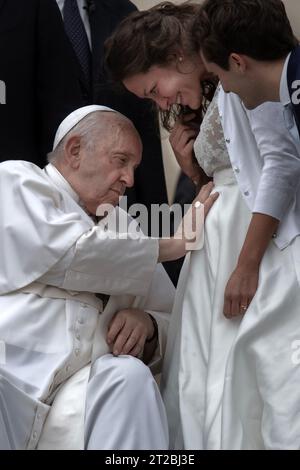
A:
123,58,210,111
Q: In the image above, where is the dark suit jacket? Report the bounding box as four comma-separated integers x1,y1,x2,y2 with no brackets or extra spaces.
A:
0,0,83,166
84,0,181,282
72,0,168,212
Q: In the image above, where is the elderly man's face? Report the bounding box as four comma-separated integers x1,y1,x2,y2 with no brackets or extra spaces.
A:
73,124,142,215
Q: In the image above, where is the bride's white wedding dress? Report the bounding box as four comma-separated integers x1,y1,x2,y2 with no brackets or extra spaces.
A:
161,90,300,450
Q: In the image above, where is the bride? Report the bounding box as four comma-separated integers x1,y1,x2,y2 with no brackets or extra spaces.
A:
161,85,251,449
105,2,300,449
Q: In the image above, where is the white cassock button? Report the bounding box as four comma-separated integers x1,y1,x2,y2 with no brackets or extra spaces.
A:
37,413,41,420
75,348,80,356
78,317,85,324
75,332,81,340
244,191,250,196
226,138,230,143
233,166,240,173
272,233,277,239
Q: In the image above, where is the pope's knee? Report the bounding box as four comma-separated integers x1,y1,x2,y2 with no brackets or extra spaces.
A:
91,354,153,392
111,355,155,401
116,355,152,384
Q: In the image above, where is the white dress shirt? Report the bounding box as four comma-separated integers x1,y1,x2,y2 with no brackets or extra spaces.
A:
56,0,92,49
280,52,299,144
219,88,300,249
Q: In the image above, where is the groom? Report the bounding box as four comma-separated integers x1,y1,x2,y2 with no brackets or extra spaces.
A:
195,0,300,142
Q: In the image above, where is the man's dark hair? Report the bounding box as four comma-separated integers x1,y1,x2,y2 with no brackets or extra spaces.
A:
193,0,298,70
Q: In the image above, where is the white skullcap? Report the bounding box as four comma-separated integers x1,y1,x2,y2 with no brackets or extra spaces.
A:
53,105,117,150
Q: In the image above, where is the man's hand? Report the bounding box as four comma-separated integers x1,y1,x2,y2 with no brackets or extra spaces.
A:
106,308,155,357
169,114,203,185
223,213,279,318
223,263,259,318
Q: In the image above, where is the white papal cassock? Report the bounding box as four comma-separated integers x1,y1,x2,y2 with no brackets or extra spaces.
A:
0,161,174,450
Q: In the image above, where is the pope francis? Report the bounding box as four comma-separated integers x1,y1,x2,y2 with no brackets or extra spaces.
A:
0,105,217,450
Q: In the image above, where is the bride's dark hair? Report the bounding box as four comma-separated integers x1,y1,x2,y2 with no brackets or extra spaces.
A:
105,1,217,131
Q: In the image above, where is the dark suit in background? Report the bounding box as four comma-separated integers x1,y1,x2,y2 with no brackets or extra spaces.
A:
70,0,168,212
60,0,181,283
0,0,83,165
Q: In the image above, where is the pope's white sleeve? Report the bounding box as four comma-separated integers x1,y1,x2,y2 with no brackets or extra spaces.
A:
140,264,175,374
38,226,159,297
145,311,170,376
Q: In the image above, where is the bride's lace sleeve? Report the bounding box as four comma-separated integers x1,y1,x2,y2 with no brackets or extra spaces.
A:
194,87,230,177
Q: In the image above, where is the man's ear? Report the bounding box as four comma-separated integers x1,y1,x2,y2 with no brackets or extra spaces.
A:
64,135,82,169
229,53,247,74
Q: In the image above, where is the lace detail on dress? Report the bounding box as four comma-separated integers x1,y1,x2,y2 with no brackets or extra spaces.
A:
194,88,231,177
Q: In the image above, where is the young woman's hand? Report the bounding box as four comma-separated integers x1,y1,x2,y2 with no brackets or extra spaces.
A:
169,114,202,185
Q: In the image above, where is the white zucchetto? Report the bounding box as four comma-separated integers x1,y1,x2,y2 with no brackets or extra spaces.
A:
53,105,117,150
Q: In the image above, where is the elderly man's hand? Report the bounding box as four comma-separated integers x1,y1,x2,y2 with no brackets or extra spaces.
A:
158,182,219,262
174,181,219,245
106,308,155,357
197,181,219,218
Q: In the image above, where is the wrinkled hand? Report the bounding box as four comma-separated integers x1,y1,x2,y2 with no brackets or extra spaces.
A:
174,181,219,252
223,264,259,318
106,308,154,357
169,114,203,185
197,181,219,218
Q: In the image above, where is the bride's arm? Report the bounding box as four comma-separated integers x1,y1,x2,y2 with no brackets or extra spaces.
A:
169,113,211,187
223,214,279,318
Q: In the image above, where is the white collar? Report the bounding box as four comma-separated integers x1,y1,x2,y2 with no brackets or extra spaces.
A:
44,163,80,203
280,52,292,106
44,164,98,222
